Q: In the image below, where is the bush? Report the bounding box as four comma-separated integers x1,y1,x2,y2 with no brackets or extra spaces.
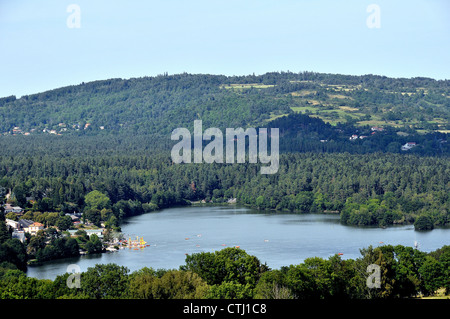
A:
414,215,434,231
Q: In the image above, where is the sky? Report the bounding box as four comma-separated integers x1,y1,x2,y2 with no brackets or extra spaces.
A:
0,0,449,98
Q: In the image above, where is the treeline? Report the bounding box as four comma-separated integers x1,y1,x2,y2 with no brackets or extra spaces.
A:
0,245,449,299
1,151,449,230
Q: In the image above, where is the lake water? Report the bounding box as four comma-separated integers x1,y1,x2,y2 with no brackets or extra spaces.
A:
26,205,450,280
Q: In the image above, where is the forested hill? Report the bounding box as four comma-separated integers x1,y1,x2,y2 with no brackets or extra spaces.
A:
0,71,448,155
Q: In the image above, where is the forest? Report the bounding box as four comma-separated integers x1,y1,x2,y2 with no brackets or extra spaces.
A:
0,245,449,299
0,71,448,299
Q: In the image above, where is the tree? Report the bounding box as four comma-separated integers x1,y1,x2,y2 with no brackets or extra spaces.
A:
419,256,443,295
0,269,54,299
0,239,28,271
56,215,72,231
80,263,129,299
0,214,11,244
414,215,434,231
85,234,103,254
183,247,265,288
206,281,254,299
84,190,111,211
127,267,160,299
352,245,396,299
254,269,294,299
153,270,209,299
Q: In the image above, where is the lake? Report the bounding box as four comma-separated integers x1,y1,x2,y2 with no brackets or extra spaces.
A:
26,205,450,280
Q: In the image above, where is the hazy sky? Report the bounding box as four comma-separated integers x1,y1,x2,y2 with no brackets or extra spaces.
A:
0,0,449,98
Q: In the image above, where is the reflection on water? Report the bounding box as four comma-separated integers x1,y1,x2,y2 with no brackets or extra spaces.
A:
27,205,449,280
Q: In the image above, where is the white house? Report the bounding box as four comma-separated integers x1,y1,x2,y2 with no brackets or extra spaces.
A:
25,222,45,235
5,218,20,230
401,142,417,151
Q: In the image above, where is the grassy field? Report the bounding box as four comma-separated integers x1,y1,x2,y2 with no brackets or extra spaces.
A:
220,82,448,133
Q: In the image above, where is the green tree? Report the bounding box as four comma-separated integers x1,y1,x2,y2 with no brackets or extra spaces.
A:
56,215,72,231
183,247,265,288
85,234,103,254
80,263,129,299
206,281,254,299
152,270,209,299
414,215,434,231
419,256,443,295
0,239,28,271
84,190,111,211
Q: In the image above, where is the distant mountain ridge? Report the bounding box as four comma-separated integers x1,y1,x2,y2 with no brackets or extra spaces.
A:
0,71,448,155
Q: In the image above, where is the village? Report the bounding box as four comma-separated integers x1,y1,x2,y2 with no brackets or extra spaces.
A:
3,122,106,136
2,201,132,256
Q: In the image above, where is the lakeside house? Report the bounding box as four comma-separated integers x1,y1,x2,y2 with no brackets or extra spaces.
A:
68,228,104,239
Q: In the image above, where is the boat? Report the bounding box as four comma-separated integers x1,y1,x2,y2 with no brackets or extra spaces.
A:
127,236,148,248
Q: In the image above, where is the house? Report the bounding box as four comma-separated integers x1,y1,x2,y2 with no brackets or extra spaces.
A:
18,219,34,231
66,213,81,224
68,229,103,238
349,135,358,141
5,218,20,230
401,142,417,151
25,222,45,235
4,204,23,214
371,126,384,132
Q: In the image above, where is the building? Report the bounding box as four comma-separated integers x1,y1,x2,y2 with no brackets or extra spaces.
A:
12,230,26,243
5,218,20,230
401,142,417,151
68,229,103,239
4,204,23,214
25,222,45,235
18,219,34,230
6,218,45,236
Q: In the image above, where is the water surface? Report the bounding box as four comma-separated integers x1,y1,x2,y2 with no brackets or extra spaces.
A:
26,205,449,279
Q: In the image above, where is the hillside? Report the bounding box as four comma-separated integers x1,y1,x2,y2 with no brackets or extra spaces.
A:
0,71,448,155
